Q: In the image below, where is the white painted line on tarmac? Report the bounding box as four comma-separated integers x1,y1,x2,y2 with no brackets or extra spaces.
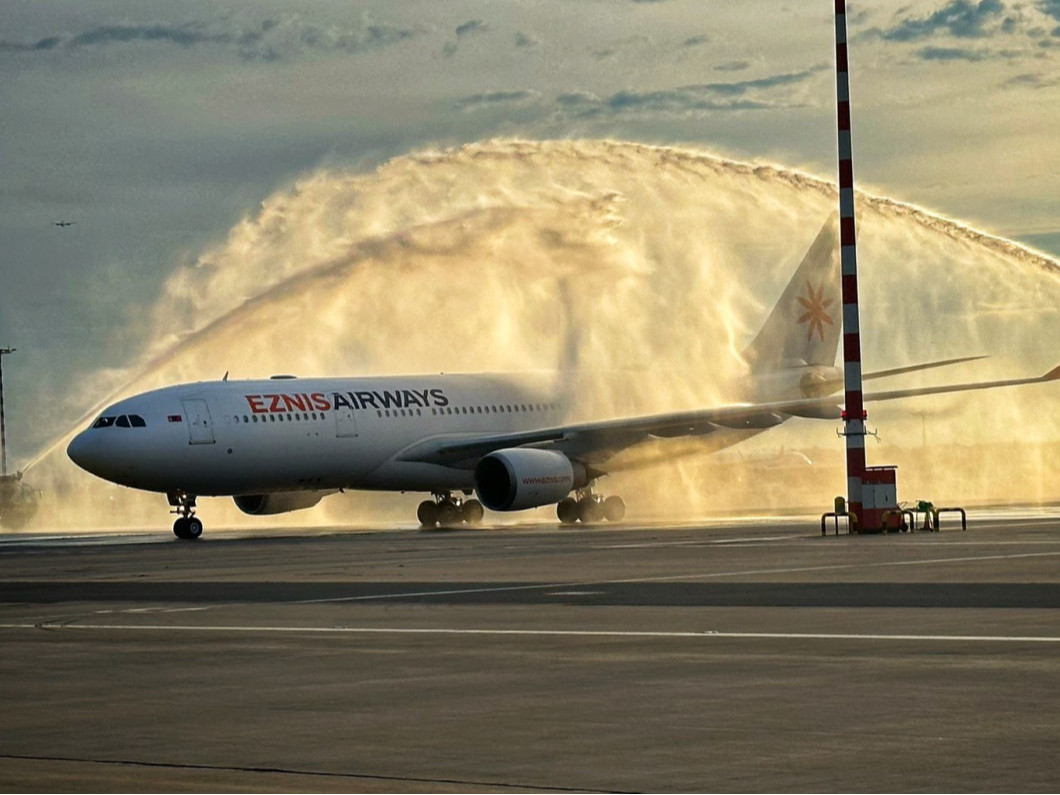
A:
2,623,1058,644
597,534,804,549
287,548,1060,605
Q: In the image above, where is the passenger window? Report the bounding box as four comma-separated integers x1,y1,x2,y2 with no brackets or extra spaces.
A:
115,415,131,428
92,416,116,429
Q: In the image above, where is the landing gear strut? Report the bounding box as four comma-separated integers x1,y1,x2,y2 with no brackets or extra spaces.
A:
168,491,203,540
558,487,625,526
418,491,485,529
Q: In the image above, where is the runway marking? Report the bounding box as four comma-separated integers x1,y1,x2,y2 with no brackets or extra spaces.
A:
0,753,612,794
597,534,803,549
2,623,1058,643
286,549,1060,605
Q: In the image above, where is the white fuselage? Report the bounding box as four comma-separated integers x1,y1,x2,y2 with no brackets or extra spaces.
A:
68,373,567,496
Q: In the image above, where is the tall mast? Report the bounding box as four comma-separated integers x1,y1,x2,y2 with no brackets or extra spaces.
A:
833,1,867,527
0,347,14,477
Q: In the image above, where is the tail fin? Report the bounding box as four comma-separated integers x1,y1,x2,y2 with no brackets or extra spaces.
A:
743,214,840,370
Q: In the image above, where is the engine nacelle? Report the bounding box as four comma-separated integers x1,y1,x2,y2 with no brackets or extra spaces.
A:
475,448,589,511
233,491,329,516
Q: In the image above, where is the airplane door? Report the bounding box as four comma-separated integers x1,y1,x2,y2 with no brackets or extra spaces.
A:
182,399,215,445
335,404,358,438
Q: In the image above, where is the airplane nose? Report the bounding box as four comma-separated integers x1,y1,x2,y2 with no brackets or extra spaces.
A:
67,430,104,476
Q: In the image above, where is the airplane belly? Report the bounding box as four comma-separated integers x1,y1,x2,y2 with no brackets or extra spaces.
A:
357,461,475,492
117,424,389,496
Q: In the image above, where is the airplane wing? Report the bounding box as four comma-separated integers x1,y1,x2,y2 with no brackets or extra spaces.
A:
397,365,1060,469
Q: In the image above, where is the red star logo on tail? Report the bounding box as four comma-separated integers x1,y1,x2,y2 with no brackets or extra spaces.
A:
796,281,834,342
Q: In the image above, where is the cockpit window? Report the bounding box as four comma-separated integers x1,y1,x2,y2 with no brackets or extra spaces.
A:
93,414,147,429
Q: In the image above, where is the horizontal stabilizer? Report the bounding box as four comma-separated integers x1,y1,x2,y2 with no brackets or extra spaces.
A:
863,363,1060,403
864,355,988,381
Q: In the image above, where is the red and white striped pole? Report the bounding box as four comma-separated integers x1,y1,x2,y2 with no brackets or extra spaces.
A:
834,0,866,529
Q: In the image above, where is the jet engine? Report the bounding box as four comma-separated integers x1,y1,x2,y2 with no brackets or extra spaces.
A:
474,448,590,511
233,491,329,516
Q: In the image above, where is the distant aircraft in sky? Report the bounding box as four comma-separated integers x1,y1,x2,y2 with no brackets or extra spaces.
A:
53,221,76,228
66,217,1060,539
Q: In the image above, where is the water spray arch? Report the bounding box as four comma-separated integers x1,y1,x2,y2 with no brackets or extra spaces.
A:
26,139,1060,529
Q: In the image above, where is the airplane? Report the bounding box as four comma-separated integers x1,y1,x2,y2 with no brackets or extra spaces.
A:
53,221,76,228
66,217,1060,539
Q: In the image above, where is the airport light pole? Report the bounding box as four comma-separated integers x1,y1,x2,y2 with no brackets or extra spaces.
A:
0,347,14,477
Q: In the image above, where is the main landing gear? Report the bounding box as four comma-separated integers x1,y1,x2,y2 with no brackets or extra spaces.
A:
557,487,625,526
168,491,203,540
418,492,485,529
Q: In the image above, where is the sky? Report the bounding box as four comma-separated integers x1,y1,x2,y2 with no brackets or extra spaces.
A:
2,0,1060,465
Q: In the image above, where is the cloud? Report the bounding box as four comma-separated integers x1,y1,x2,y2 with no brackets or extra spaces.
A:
441,18,489,57
715,60,752,72
0,16,419,61
455,20,488,38
916,44,992,59
514,32,540,49
1040,0,1060,23
1002,71,1060,87
555,66,827,118
455,89,542,111
878,0,1008,41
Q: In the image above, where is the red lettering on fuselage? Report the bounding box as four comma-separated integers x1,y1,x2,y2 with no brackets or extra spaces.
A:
282,394,307,412
245,392,333,414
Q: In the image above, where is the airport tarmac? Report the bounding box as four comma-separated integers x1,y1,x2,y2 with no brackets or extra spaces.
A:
1,512,1059,793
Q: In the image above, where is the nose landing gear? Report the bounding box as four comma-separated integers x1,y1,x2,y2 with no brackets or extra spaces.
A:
418,492,485,529
168,491,203,540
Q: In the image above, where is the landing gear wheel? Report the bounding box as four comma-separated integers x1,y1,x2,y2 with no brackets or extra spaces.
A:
578,497,604,524
185,517,203,539
173,517,203,539
168,491,201,540
436,502,461,528
417,500,439,528
557,498,579,525
462,499,484,525
603,495,626,523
